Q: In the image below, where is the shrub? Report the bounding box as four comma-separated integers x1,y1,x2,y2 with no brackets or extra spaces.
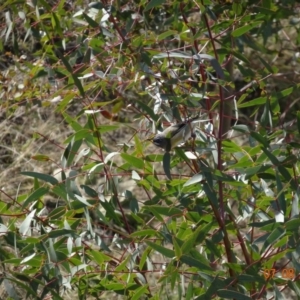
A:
1,0,300,299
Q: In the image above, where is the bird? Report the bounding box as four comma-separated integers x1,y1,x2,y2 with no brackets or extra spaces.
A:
152,117,205,152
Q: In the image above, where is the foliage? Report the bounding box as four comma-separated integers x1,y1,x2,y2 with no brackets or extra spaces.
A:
1,0,300,299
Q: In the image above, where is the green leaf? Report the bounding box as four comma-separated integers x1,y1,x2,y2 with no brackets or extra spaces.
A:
57,93,77,112
100,200,122,224
297,111,300,135
273,236,289,250
31,154,50,161
52,184,68,201
22,187,49,209
51,12,62,35
232,21,263,37
138,247,151,271
261,227,286,253
291,190,299,217
275,170,286,214
59,55,85,97
238,274,265,284
205,238,221,258
157,30,177,41
82,12,99,28
261,147,279,165
202,182,219,208
131,285,149,300
180,254,211,271
272,86,294,99
232,2,243,15
217,289,252,300
121,153,144,169
238,97,267,108
249,219,275,228
173,236,182,258
80,185,98,198
285,219,300,231
130,229,158,237
134,135,143,156
274,284,285,300
20,253,36,264
181,224,204,255
186,282,194,299
163,152,171,179
48,206,66,220
242,165,270,178
74,194,92,207
144,205,182,217
144,0,165,11
198,276,226,299
232,124,250,133
222,140,243,152
48,229,78,238
251,132,269,148
134,99,157,121
64,129,90,143
258,55,277,73
146,241,174,258
19,210,36,236
262,0,271,9
260,99,271,127
97,125,120,133
102,283,128,291
21,172,58,185
288,281,300,297
88,249,110,266
184,173,204,187
170,269,179,291
62,138,82,168
3,258,22,265
277,165,297,191
62,112,83,131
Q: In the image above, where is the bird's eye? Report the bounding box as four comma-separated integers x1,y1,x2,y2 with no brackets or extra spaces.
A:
153,136,162,145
